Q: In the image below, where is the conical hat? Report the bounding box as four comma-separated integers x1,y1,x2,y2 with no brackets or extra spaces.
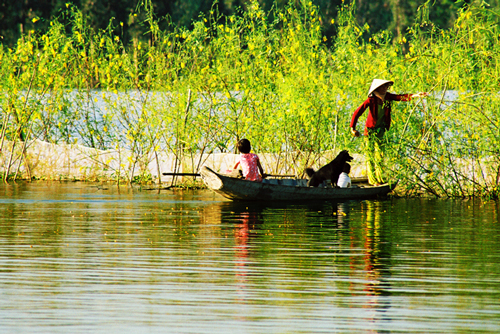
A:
368,79,393,97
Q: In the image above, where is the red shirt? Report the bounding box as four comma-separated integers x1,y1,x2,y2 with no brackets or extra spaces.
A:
350,93,412,135
234,153,262,182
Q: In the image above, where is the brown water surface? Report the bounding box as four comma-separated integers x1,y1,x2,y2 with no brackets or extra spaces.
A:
0,181,499,333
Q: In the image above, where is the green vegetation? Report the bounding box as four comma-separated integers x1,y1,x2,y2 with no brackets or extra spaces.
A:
0,0,499,197
1,0,487,48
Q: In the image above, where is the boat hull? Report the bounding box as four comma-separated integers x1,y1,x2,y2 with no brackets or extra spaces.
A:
200,166,397,201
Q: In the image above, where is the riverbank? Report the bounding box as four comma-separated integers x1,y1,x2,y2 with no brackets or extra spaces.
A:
1,139,498,198
0,139,368,184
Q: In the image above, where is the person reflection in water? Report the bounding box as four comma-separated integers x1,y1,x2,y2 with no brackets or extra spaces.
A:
234,208,262,309
345,201,392,325
362,201,392,317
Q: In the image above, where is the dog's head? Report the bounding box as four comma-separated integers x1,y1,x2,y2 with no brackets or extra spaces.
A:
338,150,353,162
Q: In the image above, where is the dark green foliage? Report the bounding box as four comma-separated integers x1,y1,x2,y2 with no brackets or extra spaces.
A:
1,0,498,47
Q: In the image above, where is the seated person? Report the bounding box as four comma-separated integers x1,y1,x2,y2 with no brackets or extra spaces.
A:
233,138,266,182
337,163,352,188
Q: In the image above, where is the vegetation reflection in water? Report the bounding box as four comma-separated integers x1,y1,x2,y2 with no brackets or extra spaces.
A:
0,182,499,333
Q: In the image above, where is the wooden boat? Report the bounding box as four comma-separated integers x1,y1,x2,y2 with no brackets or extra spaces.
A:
200,166,397,201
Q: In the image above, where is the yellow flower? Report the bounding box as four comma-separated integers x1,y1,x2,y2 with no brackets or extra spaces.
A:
32,18,39,23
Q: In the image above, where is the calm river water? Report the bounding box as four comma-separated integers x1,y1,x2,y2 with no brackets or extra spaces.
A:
0,182,499,333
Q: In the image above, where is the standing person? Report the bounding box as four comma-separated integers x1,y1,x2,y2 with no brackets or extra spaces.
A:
233,138,266,182
350,79,428,185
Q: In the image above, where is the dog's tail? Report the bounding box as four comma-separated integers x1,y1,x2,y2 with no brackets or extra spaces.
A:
304,168,315,179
